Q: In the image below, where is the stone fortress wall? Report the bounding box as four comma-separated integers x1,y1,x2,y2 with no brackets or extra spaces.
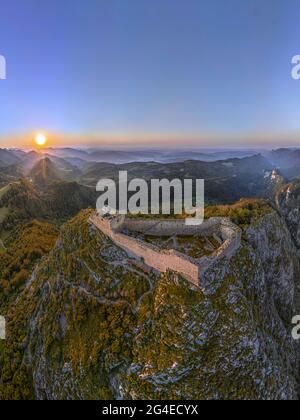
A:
89,213,241,287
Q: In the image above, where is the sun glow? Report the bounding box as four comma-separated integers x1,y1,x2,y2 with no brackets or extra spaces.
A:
35,133,47,147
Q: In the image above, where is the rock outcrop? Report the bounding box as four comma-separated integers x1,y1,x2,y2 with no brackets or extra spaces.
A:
276,183,300,251
12,209,299,400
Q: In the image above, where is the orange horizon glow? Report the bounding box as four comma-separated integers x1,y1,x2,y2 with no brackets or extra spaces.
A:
1,130,300,149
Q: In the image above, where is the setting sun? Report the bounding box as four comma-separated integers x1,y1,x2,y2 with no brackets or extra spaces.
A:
35,134,47,147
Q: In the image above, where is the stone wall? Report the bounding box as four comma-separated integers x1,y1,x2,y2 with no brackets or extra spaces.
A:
197,219,242,275
90,213,200,286
112,232,200,286
122,218,222,237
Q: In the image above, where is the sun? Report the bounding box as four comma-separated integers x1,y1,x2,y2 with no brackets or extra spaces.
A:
35,133,47,147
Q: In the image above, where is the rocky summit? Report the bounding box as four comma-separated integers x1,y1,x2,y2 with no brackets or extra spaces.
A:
0,150,300,400
1,203,299,400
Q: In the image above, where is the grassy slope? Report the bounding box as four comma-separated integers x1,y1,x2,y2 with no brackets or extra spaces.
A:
0,220,59,400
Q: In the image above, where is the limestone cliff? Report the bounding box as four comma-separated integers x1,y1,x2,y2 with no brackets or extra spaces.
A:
276,183,300,251
125,211,299,400
4,208,296,400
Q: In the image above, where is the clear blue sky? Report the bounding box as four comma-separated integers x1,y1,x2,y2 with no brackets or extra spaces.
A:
1,0,300,147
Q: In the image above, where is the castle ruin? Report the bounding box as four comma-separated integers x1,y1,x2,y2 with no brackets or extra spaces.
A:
89,213,241,288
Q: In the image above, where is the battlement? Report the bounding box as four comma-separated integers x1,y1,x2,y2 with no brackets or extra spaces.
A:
89,213,241,288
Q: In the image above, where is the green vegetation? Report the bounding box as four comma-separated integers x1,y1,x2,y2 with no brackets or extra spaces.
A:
0,210,156,399
205,198,273,226
0,220,59,301
0,220,59,400
0,207,9,224
126,199,273,227
0,179,96,231
0,185,10,199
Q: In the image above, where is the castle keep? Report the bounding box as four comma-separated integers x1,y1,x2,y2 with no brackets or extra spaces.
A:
89,213,241,287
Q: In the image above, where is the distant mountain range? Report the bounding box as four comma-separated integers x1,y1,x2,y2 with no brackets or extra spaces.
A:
2,146,300,203
1,146,265,167
1,145,300,166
